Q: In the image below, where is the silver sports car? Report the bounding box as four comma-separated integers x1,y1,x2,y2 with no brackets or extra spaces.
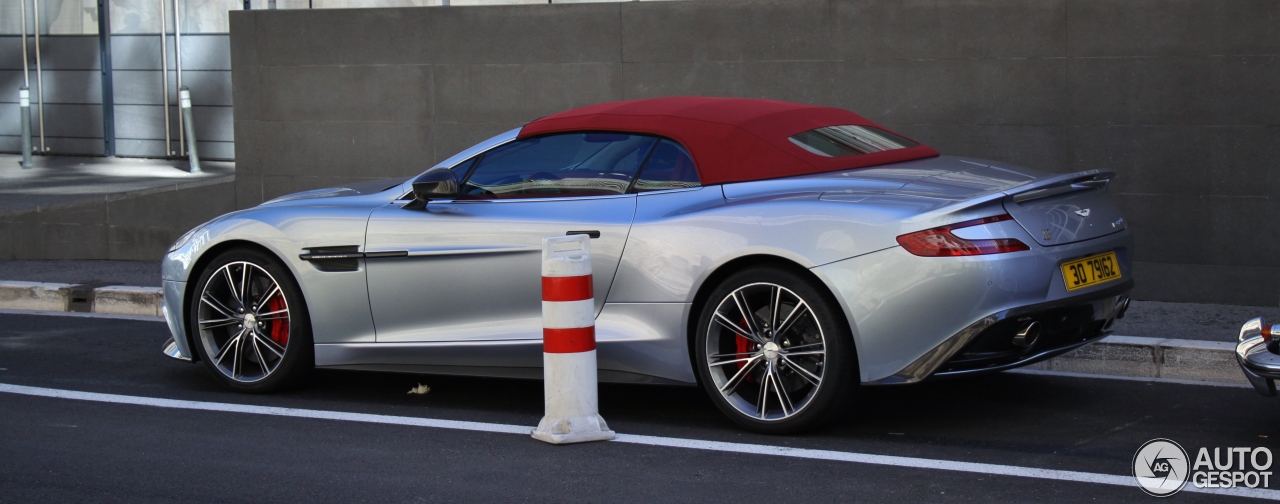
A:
161,97,1133,433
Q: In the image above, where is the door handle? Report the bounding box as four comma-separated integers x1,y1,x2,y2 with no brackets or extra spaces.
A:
566,230,600,239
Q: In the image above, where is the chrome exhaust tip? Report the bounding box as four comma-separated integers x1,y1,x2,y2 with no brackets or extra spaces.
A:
1116,296,1130,320
1012,321,1041,348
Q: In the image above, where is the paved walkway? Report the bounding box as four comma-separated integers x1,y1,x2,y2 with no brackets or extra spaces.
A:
0,153,233,216
1113,299,1277,343
0,260,161,287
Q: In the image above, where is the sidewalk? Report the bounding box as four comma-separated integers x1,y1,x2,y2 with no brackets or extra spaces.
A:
0,259,1269,387
0,260,161,287
0,154,237,261
0,154,233,217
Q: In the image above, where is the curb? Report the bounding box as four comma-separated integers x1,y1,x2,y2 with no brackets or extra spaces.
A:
0,281,163,318
0,281,1249,386
1022,335,1245,385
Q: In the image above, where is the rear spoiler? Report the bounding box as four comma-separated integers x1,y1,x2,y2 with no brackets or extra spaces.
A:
1006,170,1115,204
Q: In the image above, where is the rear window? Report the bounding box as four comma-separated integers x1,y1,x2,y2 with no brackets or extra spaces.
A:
788,125,919,158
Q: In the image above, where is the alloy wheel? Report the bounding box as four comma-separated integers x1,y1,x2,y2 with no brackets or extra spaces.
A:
704,282,827,422
196,261,291,383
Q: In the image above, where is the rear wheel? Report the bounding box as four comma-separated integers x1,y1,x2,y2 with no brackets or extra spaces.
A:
190,248,313,392
694,265,858,434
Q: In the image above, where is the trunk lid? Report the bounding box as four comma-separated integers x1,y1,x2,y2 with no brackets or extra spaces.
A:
1001,171,1126,246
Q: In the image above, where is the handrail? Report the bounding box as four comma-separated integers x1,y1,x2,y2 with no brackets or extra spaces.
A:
19,0,29,86
174,0,186,156
33,0,46,152
160,0,172,155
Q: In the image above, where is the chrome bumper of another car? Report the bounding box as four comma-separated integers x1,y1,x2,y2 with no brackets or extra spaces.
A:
1237,317,1280,396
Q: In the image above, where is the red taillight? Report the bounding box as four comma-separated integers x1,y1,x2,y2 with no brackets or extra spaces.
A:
896,214,1031,257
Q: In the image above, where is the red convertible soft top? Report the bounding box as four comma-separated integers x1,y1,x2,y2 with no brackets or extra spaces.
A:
518,97,939,185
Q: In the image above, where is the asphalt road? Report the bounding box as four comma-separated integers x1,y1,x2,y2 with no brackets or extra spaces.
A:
2,312,1278,503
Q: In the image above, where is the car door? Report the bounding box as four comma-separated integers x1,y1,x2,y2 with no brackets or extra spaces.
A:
363,132,657,343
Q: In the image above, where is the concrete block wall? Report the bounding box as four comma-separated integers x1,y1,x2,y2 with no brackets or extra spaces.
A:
231,0,1280,306
0,180,236,261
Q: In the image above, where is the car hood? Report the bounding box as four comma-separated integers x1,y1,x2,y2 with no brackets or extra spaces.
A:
259,178,408,206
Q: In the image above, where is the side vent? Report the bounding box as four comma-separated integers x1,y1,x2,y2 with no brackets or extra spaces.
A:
299,246,362,272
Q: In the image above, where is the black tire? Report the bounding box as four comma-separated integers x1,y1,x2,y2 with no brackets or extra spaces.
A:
189,248,313,393
694,265,858,434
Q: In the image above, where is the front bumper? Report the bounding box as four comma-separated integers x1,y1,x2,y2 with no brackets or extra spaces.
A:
1237,318,1280,396
160,280,194,362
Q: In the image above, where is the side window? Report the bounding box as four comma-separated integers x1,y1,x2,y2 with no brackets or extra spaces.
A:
632,139,701,192
450,156,479,178
459,132,658,199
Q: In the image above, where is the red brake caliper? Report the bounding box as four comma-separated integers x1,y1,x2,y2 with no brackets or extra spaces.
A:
735,317,754,382
266,293,289,347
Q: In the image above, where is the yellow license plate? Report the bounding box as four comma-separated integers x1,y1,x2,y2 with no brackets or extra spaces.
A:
1061,252,1122,291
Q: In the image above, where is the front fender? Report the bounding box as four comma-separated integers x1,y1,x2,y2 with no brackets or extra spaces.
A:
161,205,381,359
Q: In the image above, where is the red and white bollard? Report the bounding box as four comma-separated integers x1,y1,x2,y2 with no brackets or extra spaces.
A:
531,235,616,445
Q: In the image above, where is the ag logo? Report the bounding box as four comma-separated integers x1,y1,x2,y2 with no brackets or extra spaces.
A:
1133,439,1190,497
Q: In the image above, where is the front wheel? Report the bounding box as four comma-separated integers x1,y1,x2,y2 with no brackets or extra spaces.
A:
189,248,313,392
694,266,858,434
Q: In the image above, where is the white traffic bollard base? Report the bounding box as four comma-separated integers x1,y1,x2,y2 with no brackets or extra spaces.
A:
532,234,615,445
531,351,615,444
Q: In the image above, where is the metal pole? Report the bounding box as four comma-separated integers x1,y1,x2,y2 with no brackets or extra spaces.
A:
19,0,29,86
19,0,32,167
159,0,172,155
33,0,46,152
97,0,115,157
19,88,32,169
173,0,185,156
179,87,201,174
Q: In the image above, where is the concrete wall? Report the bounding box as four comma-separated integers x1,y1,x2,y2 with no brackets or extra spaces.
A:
0,179,236,261
230,0,1280,306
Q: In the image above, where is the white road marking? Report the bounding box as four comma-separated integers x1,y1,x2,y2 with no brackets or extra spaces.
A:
1,382,1276,500
1009,368,1252,389
0,308,163,322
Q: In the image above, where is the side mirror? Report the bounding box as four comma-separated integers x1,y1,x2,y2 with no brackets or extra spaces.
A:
406,168,459,209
